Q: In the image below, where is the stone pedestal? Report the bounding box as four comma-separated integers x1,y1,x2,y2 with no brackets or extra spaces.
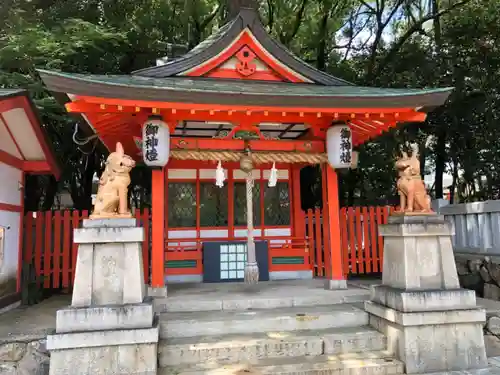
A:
365,214,488,374
47,219,159,375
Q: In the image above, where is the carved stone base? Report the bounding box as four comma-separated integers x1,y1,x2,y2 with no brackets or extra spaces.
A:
366,299,487,374
366,214,488,374
380,214,460,290
48,218,158,375
71,219,145,307
48,322,159,375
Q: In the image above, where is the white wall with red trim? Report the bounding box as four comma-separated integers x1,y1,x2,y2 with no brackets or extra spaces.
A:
0,162,23,299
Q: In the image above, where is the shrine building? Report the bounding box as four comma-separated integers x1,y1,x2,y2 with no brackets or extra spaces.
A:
38,0,452,290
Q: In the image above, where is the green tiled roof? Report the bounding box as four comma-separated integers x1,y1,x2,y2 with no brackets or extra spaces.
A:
38,70,453,98
0,89,26,98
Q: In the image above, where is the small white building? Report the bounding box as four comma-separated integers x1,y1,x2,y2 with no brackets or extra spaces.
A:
0,89,60,310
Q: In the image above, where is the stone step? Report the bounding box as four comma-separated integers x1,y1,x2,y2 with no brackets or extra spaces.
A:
160,304,368,338
155,288,370,313
159,350,403,375
159,326,386,367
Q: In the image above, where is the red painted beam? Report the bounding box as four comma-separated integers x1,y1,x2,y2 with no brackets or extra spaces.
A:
0,202,22,212
0,96,25,113
23,160,52,173
0,149,23,169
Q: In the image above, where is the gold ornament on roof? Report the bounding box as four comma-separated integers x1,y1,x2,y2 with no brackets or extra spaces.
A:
395,145,433,214
90,142,136,219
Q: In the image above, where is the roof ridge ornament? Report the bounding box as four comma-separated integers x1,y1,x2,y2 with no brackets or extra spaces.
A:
228,0,258,20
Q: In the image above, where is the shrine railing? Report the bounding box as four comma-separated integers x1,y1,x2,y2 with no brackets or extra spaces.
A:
20,205,393,290
304,205,394,277
21,209,151,290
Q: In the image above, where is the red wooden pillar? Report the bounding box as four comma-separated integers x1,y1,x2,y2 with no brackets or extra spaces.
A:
322,164,346,288
151,168,165,288
291,165,305,239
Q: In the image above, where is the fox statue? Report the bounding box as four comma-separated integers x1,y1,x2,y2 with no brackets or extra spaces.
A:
395,145,432,213
90,142,136,219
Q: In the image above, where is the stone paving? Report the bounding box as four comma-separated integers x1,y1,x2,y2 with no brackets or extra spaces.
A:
2,279,500,374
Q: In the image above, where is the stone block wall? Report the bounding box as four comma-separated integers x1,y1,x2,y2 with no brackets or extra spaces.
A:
455,253,500,299
0,335,49,374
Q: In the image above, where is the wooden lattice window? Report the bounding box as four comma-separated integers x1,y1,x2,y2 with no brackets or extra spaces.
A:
264,182,291,226
200,183,228,227
234,182,261,226
168,182,196,228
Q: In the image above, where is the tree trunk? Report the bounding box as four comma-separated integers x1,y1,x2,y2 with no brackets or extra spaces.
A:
450,157,459,204
346,171,356,206
24,175,42,212
70,153,99,210
434,128,446,199
419,141,426,179
316,12,329,71
41,176,58,210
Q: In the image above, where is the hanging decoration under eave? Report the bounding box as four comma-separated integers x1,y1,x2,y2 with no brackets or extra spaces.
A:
268,162,278,187
215,161,225,188
142,117,170,167
326,125,352,169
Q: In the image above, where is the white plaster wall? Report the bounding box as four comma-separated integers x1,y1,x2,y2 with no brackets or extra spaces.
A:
0,163,22,206
167,229,229,245
234,229,262,238
264,228,291,245
0,210,20,296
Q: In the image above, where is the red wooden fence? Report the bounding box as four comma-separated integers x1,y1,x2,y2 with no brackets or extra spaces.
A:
22,209,150,289
21,205,392,289
305,205,394,277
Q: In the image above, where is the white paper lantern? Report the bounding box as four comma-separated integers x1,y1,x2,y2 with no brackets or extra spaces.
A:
326,125,352,169
142,118,170,167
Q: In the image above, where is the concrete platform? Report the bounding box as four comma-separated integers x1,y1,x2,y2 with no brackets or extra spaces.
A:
159,326,387,366
160,350,404,375
161,303,368,338
159,279,370,312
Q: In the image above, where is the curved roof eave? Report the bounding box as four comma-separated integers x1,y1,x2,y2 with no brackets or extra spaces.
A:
38,69,454,109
